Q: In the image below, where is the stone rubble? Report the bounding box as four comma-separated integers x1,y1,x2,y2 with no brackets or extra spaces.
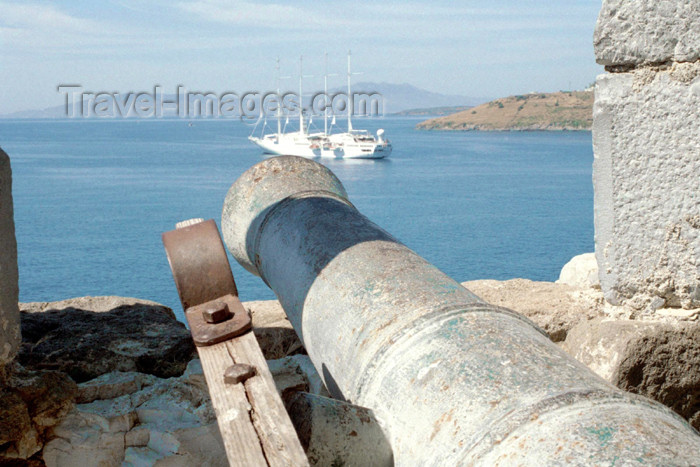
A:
42,360,226,467
0,366,77,460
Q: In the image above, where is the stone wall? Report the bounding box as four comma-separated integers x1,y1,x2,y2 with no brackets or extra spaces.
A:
592,0,700,310
0,147,20,375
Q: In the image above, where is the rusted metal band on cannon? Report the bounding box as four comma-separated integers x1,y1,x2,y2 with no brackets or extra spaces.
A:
162,219,251,346
162,219,238,309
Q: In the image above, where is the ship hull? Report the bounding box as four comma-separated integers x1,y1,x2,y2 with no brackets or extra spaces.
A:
249,135,317,158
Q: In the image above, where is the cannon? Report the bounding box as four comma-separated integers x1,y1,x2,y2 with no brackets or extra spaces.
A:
221,156,700,465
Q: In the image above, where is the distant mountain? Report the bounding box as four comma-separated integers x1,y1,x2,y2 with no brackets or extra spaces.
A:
1,94,204,119
338,82,485,114
1,83,485,119
1,105,67,119
416,91,593,131
0,94,187,119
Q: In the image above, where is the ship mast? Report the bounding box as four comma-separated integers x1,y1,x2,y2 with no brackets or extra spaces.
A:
324,53,328,136
347,50,352,132
324,53,338,136
276,57,281,138
299,56,305,134
346,50,362,132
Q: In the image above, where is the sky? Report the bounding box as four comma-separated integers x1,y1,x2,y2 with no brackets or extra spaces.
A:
0,0,604,113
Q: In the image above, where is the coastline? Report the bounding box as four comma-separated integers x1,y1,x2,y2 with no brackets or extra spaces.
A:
417,126,592,132
416,90,594,132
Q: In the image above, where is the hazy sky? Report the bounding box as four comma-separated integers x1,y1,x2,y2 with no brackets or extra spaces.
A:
1,0,603,113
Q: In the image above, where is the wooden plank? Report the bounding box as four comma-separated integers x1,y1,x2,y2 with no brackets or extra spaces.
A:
168,218,307,465
227,332,310,467
197,331,309,467
197,342,268,466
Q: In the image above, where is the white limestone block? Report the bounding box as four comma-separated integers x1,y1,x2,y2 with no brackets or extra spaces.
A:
557,253,600,289
593,63,700,310
594,0,700,66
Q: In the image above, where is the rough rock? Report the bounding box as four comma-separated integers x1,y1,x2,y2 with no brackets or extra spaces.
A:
556,253,600,289
77,371,154,404
461,279,605,342
18,297,196,382
593,65,700,311
0,147,20,372
42,359,226,467
143,424,227,467
268,354,330,403
0,390,33,454
0,366,77,460
563,318,700,429
286,392,392,467
594,0,700,66
245,300,303,360
20,296,166,314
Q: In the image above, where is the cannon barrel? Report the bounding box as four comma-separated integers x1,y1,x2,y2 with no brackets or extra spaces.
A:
222,156,700,465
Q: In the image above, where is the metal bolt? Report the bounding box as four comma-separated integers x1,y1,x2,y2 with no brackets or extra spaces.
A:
224,363,257,384
202,301,231,323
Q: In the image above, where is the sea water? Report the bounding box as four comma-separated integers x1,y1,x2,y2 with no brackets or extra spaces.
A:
0,118,593,322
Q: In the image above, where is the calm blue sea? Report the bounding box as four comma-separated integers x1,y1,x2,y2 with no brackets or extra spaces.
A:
0,118,593,322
